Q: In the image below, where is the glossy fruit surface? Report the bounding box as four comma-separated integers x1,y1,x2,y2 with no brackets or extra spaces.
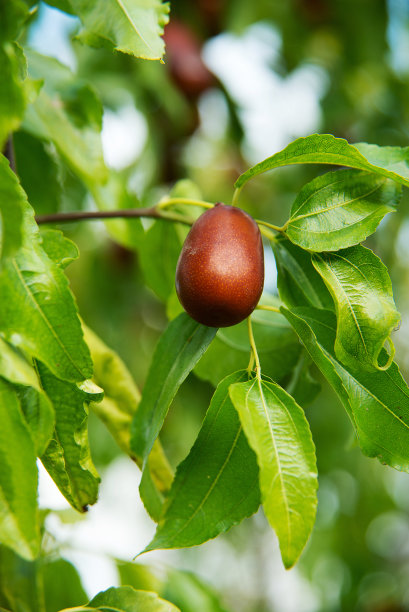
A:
175,203,264,327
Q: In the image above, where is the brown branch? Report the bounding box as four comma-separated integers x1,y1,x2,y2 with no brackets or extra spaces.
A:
35,207,193,226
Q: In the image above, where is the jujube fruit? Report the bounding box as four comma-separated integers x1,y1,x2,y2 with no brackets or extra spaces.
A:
175,203,265,327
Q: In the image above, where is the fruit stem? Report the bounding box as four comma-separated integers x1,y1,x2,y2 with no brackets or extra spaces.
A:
247,316,261,379
157,197,214,210
232,186,242,206
256,305,281,314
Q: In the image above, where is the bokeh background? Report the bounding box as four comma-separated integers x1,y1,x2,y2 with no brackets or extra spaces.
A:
16,1,409,610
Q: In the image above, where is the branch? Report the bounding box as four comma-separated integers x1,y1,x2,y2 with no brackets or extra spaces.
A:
35,207,194,226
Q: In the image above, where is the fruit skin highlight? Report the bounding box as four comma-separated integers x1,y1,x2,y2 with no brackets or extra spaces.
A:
175,203,265,327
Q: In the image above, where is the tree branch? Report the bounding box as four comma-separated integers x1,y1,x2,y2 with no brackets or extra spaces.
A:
35,207,194,226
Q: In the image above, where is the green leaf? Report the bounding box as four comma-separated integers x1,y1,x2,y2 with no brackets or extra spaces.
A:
144,371,260,552
0,154,24,259
82,323,173,517
0,43,28,149
271,235,333,310
229,377,318,569
235,133,409,191
17,385,55,456
70,0,170,61
194,304,302,387
117,562,229,612
39,363,102,512
312,245,400,372
0,197,93,382
130,313,217,465
87,586,180,612
0,1,30,42
0,302,54,459
139,220,182,302
39,229,79,269
285,170,401,252
285,352,321,408
0,549,88,612
0,379,39,560
282,306,409,471
24,50,107,188
13,131,62,216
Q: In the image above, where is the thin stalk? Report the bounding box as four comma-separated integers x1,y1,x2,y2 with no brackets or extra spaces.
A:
247,351,255,374
247,316,261,379
256,304,281,314
232,186,242,206
157,197,214,210
256,219,284,233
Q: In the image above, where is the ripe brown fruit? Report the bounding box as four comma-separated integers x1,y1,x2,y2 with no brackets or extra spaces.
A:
175,203,264,327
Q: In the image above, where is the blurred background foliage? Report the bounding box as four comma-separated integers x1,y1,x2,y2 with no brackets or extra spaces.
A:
7,0,409,610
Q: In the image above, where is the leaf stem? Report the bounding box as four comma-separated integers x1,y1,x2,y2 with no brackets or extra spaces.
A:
247,316,261,379
256,219,284,233
256,305,281,314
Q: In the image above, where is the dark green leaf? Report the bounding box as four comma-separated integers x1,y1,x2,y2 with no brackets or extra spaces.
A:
229,377,318,569
0,379,39,560
0,43,28,149
0,154,23,259
139,220,181,302
272,234,333,310
14,131,62,216
71,0,170,61
39,363,102,512
130,313,217,464
87,586,180,611
285,352,321,407
0,548,88,612
144,371,260,552
312,246,400,372
0,1,30,41
235,134,409,190
282,306,409,471
0,198,93,382
285,170,401,251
